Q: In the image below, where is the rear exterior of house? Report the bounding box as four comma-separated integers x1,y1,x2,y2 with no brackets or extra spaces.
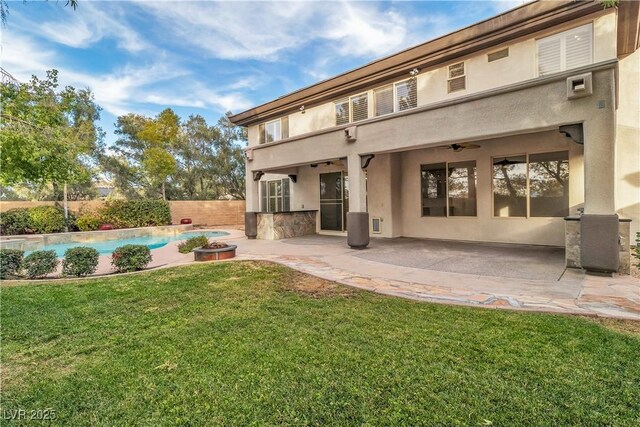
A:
229,0,640,274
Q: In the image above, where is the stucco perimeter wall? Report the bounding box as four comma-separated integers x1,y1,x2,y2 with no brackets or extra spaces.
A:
0,200,246,226
616,48,640,238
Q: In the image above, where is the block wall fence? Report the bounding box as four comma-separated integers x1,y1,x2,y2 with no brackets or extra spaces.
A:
0,200,246,227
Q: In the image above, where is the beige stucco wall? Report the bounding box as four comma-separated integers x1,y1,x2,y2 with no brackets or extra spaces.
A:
245,65,618,246
398,131,583,246
246,11,617,146
616,47,640,237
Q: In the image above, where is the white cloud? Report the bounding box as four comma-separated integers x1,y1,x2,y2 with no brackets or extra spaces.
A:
139,1,446,62
16,1,148,53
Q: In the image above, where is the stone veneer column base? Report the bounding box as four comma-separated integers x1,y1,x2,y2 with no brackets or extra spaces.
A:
564,215,631,274
347,212,370,249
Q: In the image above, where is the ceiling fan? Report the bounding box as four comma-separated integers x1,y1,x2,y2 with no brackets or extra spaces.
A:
437,143,481,152
493,157,524,166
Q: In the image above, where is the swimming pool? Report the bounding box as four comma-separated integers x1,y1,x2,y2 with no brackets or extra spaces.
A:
31,230,229,257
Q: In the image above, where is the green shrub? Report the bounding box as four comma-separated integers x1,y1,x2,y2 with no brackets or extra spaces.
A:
76,211,103,231
177,235,209,254
23,250,59,279
29,206,66,234
111,244,152,273
0,249,24,279
0,208,33,235
101,200,171,229
62,247,100,277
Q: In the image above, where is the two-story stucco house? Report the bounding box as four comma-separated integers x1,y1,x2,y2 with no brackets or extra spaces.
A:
229,0,639,274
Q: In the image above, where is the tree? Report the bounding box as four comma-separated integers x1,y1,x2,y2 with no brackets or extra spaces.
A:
0,69,103,194
102,109,246,200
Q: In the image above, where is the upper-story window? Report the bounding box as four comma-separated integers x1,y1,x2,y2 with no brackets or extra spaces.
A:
447,62,466,93
335,92,369,125
259,117,289,144
374,78,417,117
537,23,593,76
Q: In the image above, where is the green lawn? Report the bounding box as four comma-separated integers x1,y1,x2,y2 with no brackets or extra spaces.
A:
2,261,639,426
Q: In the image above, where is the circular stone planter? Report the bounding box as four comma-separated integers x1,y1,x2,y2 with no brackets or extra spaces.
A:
193,245,237,261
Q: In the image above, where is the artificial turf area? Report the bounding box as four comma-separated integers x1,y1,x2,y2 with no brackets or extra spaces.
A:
1,261,639,426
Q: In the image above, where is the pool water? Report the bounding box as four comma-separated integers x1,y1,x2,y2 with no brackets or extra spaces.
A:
33,231,229,257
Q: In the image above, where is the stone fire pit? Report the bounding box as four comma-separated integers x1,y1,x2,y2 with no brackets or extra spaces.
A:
193,242,237,261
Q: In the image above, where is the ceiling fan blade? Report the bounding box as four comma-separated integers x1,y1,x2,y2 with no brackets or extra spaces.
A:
460,143,481,149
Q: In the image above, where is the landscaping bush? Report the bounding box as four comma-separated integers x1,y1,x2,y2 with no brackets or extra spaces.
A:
76,211,103,231
101,200,171,229
0,209,33,235
177,235,209,254
0,249,24,279
62,247,100,277
23,250,59,279
111,245,152,273
29,206,66,234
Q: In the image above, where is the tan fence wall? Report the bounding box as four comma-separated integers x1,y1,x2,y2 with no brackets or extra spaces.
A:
0,200,245,226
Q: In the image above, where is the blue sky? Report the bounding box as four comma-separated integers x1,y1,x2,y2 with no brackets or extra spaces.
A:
2,0,525,146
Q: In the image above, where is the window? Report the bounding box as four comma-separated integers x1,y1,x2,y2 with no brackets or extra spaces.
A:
421,161,477,217
374,78,417,118
537,23,593,76
260,178,291,212
350,93,369,122
259,117,289,144
335,99,349,126
488,47,509,62
529,152,569,217
374,85,394,117
447,62,466,93
395,78,417,111
492,151,569,218
448,161,477,216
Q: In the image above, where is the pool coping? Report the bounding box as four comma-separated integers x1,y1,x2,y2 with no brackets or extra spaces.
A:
0,224,197,252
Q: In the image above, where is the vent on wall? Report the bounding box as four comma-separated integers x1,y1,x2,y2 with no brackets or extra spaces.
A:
371,217,381,234
488,47,509,62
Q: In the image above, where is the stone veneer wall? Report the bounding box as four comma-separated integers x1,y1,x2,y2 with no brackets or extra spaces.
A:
257,211,317,240
0,200,245,227
565,217,631,274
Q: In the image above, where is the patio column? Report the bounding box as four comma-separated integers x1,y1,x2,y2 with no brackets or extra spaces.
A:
245,167,260,239
347,153,369,249
579,109,619,272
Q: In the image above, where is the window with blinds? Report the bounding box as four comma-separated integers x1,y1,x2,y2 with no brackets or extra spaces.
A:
395,78,417,111
447,62,466,93
350,93,369,122
259,117,288,144
374,85,394,117
335,99,349,126
537,23,593,76
260,178,291,212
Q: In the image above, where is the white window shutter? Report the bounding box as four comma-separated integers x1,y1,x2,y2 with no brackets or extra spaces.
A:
335,100,350,125
395,78,417,111
565,24,592,70
351,93,369,122
374,85,393,116
537,35,561,76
